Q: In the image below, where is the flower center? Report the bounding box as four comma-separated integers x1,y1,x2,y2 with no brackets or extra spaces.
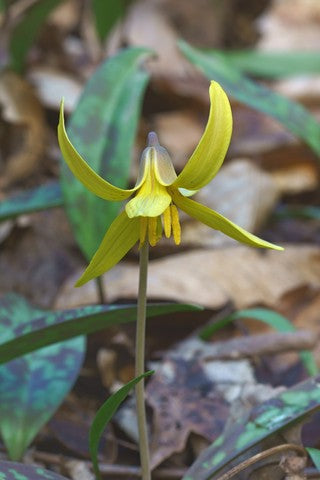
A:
125,131,181,247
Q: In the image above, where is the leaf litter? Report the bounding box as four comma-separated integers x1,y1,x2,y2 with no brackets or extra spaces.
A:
0,0,320,478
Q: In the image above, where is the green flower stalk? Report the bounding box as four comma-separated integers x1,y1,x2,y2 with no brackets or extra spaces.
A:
58,80,283,480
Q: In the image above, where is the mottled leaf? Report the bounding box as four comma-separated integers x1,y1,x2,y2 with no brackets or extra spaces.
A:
0,297,200,365
61,47,152,260
200,308,318,376
90,371,153,480
0,181,63,222
206,50,320,78
92,0,133,41
0,461,70,480
183,374,320,480
9,0,62,73
179,40,320,156
306,447,320,471
0,294,85,460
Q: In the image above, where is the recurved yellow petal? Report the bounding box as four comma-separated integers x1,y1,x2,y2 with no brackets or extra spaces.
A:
172,81,232,191
172,191,283,251
76,211,140,286
58,100,139,201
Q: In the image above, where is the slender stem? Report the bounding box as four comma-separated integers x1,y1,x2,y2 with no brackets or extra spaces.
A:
135,241,151,480
96,277,106,304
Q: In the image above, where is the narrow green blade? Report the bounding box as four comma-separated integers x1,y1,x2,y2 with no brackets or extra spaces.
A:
89,371,153,479
207,50,320,78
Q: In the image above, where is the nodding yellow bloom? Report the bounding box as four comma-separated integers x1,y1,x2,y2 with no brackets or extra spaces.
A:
58,81,283,287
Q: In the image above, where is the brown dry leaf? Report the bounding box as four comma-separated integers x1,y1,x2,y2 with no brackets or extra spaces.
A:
55,245,320,310
147,357,230,468
28,67,82,112
96,349,118,390
230,106,319,194
274,77,320,106
48,0,81,33
270,162,319,195
106,0,207,100
144,334,281,468
0,70,47,188
156,0,227,48
0,208,81,308
276,287,320,367
258,0,320,51
115,332,281,466
49,414,116,462
230,105,297,157
152,110,204,171
182,159,280,248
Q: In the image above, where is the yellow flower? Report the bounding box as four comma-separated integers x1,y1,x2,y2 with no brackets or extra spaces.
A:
58,81,283,287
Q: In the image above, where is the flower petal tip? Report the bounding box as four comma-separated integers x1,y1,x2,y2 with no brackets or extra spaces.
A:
272,245,284,251
261,241,284,251
75,276,87,288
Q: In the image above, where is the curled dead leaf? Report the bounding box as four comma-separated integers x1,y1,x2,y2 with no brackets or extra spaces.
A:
0,70,47,188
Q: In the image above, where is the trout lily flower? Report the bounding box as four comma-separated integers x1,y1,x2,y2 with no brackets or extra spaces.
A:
58,81,283,287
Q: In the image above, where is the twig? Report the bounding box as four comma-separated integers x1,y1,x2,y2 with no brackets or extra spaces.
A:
95,277,106,304
215,444,306,480
32,450,186,479
203,330,316,361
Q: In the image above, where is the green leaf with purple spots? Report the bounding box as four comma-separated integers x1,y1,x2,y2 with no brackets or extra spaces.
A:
0,297,200,365
179,40,320,157
0,294,85,460
60,47,152,260
0,461,70,480
183,374,320,480
0,182,63,222
306,447,320,471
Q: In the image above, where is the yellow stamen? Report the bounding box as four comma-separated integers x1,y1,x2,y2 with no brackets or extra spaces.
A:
139,217,148,248
163,206,171,238
171,205,181,245
156,216,163,243
148,217,158,246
